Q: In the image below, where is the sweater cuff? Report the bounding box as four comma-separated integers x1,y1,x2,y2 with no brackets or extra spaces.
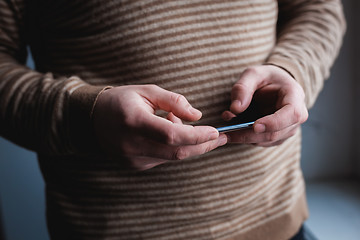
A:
68,84,113,155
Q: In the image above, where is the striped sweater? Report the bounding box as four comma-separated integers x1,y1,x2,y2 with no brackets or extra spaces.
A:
0,0,345,239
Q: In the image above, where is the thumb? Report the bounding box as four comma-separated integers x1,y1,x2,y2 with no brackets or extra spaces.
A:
140,85,202,122
230,67,267,114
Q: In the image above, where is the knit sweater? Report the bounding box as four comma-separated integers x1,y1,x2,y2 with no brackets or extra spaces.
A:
0,0,345,239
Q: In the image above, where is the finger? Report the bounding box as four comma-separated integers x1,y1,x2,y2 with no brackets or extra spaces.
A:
227,124,299,144
123,134,228,160
167,112,183,124
138,113,220,146
139,85,202,122
226,127,255,144
221,110,237,121
253,82,307,133
252,126,299,147
230,67,268,114
167,134,228,160
253,103,307,134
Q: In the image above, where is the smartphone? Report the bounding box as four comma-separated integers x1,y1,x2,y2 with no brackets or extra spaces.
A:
216,121,255,133
215,100,271,133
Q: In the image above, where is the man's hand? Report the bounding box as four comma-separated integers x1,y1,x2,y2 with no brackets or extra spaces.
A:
92,85,227,171
222,65,308,147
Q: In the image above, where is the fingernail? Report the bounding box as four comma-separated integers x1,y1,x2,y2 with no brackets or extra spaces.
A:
190,107,202,116
230,100,242,113
209,131,219,140
218,135,228,146
254,124,266,133
234,100,241,108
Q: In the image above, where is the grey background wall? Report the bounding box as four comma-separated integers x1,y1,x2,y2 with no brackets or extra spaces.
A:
301,0,358,180
0,1,358,239
354,0,360,177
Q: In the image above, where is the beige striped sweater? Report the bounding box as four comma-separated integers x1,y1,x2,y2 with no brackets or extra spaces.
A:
0,0,345,239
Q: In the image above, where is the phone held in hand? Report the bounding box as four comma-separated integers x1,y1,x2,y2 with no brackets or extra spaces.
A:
216,121,254,133
216,100,271,133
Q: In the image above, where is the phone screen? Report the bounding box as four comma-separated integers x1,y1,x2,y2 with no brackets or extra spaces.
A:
215,100,271,133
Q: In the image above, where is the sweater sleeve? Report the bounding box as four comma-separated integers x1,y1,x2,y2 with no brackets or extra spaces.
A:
0,0,108,156
265,0,346,108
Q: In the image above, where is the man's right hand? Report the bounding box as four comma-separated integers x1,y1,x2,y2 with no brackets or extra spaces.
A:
92,85,227,171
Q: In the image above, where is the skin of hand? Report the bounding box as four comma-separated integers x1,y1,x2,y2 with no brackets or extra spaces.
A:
92,84,228,171
222,65,308,147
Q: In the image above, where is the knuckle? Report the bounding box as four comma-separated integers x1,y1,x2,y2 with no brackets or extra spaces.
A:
171,93,186,105
203,143,213,154
245,66,260,76
266,131,279,142
292,108,302,123
173,147,188,160
272,112,282,129
302,108,309,123
293,106,308,124
146,84,159,91
239,134,248,143
231,83,248,100
164,127,176,145
295,82,305,94
232,83,246,92
122,107,144,128
194,133,202,145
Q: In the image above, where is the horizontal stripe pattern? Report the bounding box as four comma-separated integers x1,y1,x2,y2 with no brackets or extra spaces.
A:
267,0,346,108
0,0,345,239
42,129,303,240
